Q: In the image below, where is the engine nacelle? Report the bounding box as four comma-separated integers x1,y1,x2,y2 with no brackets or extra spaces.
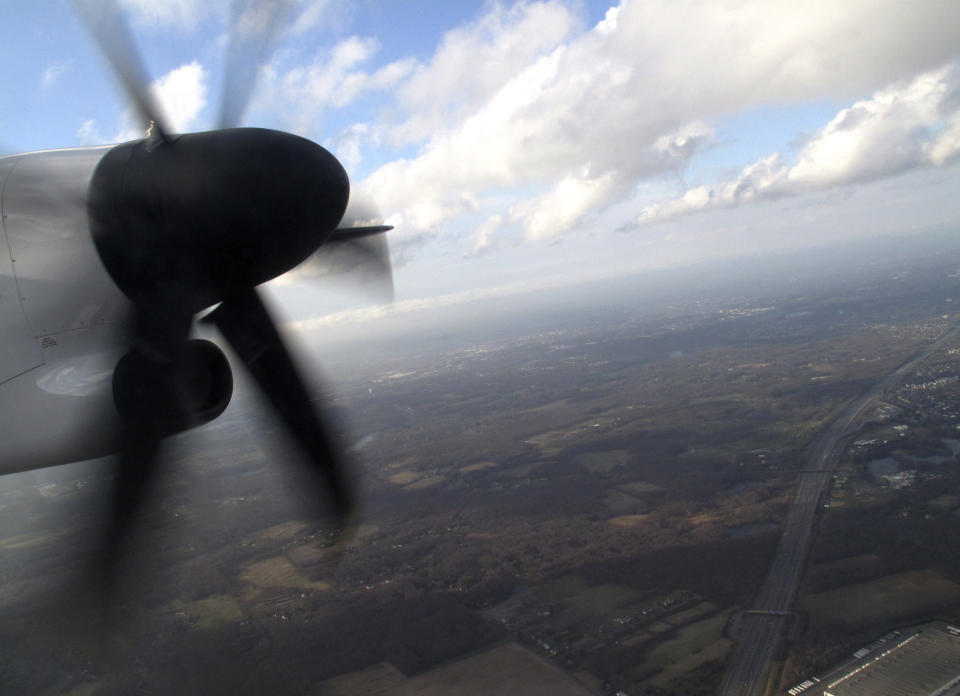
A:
113,339,233,436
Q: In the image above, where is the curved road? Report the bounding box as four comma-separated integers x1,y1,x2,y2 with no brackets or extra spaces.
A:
718,324,960,696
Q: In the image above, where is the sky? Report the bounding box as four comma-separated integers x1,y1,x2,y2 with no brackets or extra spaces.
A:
2,0,960,333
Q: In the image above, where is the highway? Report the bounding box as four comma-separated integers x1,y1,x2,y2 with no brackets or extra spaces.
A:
717,324,960,696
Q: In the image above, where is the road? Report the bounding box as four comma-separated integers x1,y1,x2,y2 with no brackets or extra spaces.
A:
717,324,960,696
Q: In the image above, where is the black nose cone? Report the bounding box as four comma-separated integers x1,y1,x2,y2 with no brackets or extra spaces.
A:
89,128,350,311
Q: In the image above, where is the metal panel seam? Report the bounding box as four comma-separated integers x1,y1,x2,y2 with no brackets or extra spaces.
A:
0,156,37,338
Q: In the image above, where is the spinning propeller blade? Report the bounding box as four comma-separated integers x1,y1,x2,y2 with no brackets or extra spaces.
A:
219,0,297,129
69,0,384,581
72,0,170,141
294,191,396,304
205,289,354,521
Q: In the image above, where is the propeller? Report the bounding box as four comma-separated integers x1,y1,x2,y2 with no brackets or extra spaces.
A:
219,0,298,129
71,0,383,580
297,192,396,304
72,0,171,142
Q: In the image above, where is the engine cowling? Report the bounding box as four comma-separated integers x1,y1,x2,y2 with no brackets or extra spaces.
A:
112,338,233,436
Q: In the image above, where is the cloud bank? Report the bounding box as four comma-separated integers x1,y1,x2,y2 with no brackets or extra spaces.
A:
341,0,960,248
630,63,960,226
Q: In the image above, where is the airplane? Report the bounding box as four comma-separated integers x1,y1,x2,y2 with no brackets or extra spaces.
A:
0,0,392,565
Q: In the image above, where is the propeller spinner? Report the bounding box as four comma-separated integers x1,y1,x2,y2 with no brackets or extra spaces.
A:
88,128,350,312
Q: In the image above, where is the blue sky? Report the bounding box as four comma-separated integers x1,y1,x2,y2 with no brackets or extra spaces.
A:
3,1,960,329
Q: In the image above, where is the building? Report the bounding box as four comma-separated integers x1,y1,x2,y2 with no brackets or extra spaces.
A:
813,623,960,696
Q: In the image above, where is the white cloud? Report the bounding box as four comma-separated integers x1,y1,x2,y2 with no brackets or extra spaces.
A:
468,214,505,257
631,154,787,225
631,62,960,226
511,171,617,241
332,122,372,171
652,122,714,169
104,60,209,142
255,36,415,136
152,60,208,132
789,64,959,186
929,111,960,167
40,60,72,89
290,0,332,35
76,119,107,145
391,1,579,145
356,0,960,248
